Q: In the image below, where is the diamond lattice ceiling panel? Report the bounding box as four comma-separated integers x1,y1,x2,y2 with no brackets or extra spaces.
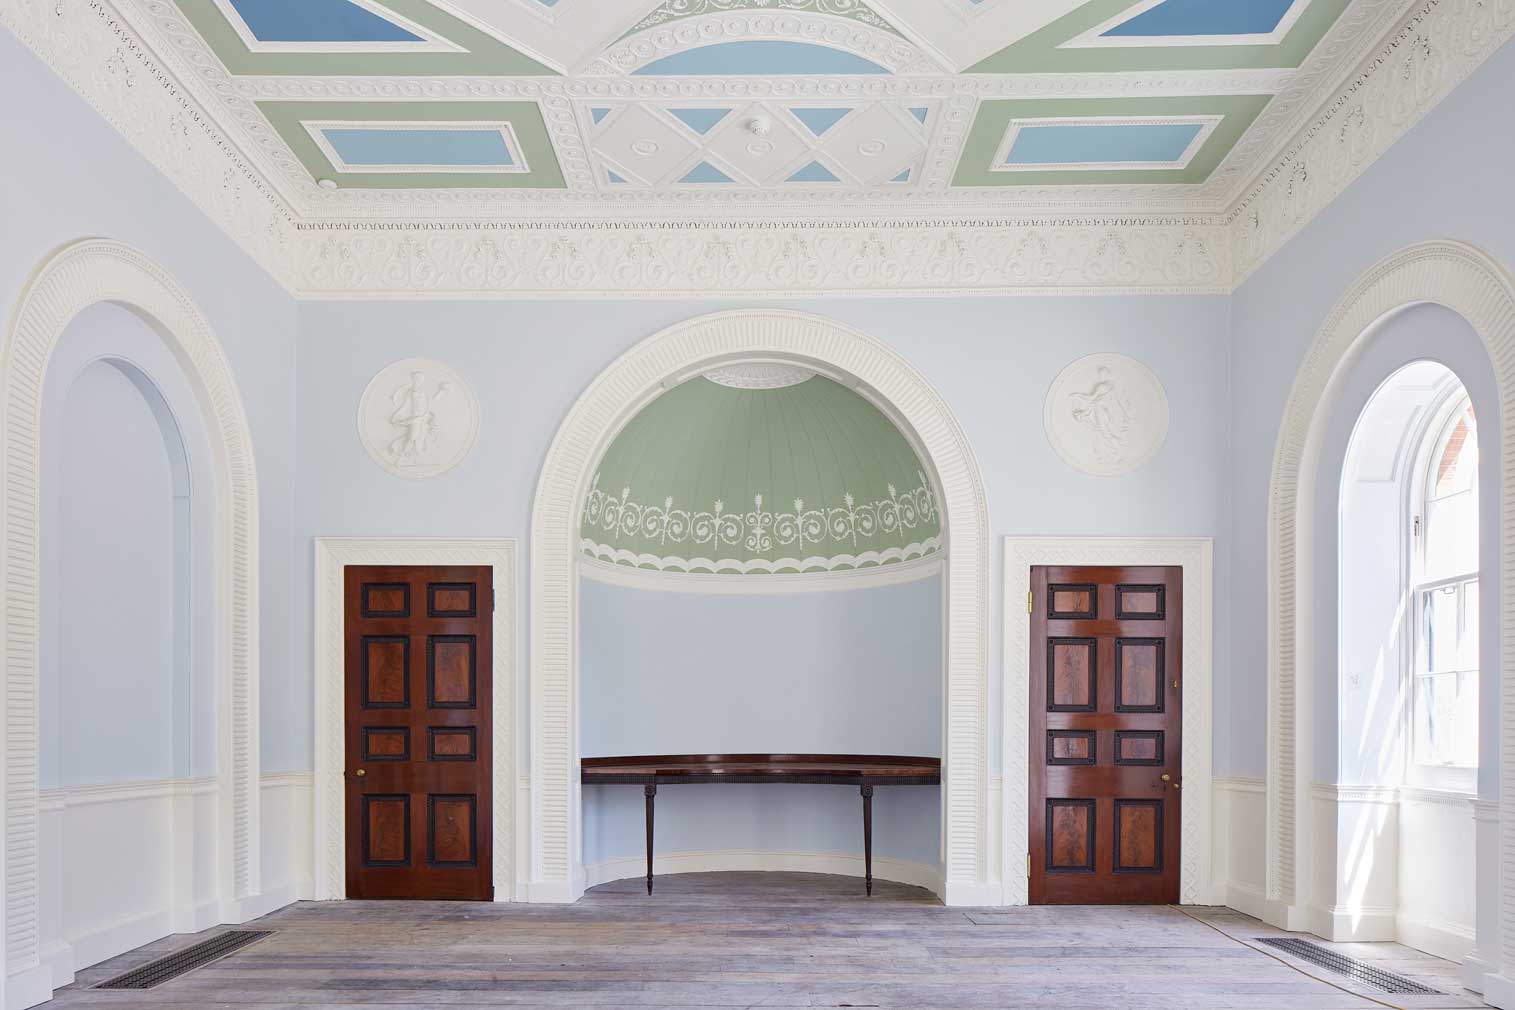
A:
119,0,1400,217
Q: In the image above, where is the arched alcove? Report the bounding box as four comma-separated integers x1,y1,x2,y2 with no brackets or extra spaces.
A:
1264,241,1511,999
576,361,946,889
1,241,262,1006
528,310,992,905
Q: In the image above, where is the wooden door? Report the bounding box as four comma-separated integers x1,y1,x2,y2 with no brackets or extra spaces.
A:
1029,566,1181,904
345,565,492,900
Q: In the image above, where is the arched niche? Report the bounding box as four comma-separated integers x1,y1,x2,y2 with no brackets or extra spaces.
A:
528,310,992,905
1,240,261,1006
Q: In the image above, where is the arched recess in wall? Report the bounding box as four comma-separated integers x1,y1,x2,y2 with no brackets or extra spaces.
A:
528,310,992,905
1264,241,1513,988
0,240,261,1001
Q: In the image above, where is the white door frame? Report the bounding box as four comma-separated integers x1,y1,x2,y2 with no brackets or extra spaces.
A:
1003,535,1215,905
312,537,517,901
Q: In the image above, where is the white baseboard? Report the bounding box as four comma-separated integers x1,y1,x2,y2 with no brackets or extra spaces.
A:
1395,913,1475,963
4,963,53,1010
1464,953,1495,995
584,850,945,898
1224,883,1268,920
1309,904,1398,943
1484,972,1515,1010
221,883,309,924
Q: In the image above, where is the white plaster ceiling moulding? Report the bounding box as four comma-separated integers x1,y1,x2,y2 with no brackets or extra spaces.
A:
358,357,481,478
3,0,1513,294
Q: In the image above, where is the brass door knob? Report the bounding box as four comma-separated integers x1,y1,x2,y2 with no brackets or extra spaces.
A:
1160,773,1171,782
355,768,366,777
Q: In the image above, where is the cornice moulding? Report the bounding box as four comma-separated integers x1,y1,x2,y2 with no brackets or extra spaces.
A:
2,0,1512,296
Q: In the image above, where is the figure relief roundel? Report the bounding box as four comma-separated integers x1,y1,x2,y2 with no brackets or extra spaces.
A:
1043,352,1169,478
359,357,481,479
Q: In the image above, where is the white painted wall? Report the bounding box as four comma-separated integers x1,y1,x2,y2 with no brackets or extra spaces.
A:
580,573,942,864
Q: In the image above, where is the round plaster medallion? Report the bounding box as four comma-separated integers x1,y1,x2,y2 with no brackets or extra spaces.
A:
1043,353,1169,477
358,357,480,480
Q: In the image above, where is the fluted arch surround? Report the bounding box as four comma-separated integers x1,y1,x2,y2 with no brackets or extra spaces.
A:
0,241,260,1002
530,310,991,904
1265,242,1514,991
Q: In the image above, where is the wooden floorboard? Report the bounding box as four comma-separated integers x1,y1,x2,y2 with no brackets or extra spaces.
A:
46,872,1483,1009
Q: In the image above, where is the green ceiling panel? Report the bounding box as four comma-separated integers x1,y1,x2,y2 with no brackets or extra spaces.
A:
952,94,1270,187
172,0,557,75
580,372,941,575
259,100,567,189
968,0,1350,74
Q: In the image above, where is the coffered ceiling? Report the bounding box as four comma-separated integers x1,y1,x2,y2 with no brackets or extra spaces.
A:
10,0,1509,295
134,0,1375,215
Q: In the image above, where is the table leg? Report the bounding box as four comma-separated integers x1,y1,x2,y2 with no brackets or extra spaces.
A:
644,783,657,895
860,783,874,897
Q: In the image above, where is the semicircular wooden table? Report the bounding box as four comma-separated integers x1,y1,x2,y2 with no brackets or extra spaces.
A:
580,754,942,895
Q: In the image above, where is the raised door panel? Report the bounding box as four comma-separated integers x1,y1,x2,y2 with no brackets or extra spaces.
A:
1029,565,1181,904
345,566,493,900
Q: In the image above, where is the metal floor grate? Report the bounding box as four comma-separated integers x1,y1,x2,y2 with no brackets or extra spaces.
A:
95,930,274,989
1255,937,1443,995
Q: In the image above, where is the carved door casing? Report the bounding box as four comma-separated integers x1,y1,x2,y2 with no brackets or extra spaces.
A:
344,565,492,900
1029,566,1181,904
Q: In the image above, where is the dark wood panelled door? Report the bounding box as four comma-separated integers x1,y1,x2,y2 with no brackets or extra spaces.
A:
1029,566,1181,904
345,565,492,900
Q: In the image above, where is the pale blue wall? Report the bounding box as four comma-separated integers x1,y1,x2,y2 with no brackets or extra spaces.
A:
1229,40,1515,789
579,574,943,863
47,360,176,786
295,293,1233,792
0,26,302,774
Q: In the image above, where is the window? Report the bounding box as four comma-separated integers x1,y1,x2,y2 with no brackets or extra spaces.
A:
1409,395,1479,771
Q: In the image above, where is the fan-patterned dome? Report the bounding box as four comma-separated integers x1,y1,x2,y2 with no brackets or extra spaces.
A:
579,364,941,576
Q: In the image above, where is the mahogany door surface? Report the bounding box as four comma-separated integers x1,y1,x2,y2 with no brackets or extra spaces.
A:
1029,565,1181,904
345,565,492,900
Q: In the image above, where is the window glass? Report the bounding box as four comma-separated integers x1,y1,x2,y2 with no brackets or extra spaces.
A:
1411,396,1479,771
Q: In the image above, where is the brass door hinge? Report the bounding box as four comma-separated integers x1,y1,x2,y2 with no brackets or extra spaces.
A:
1027,590,1034,614
1026,853,1031,878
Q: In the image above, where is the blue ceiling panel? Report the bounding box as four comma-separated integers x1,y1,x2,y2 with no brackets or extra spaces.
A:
788,160,841,183
322,127,514,166
1103,0,1296,38
670,108,733,134
635,40,889,75
680,161,735,183
228,0,422,43
1006,122,1203,165
791,108,851,136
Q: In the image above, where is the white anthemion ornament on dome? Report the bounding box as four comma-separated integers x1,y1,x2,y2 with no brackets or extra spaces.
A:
358,357,480,479
1043,352,1169,477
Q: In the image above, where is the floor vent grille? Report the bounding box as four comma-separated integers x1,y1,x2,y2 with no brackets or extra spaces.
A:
1254,937,1443,995
95,930,274,989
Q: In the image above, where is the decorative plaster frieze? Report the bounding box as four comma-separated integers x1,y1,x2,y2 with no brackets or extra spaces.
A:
4,0,1514,296
0,0,299,290
292,218,1231,296
1230,0,1515,282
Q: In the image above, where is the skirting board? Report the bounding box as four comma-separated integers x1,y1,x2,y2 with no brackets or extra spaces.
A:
584,850,944,895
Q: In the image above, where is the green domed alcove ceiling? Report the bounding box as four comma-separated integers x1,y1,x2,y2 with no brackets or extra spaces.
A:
580,364,941,576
